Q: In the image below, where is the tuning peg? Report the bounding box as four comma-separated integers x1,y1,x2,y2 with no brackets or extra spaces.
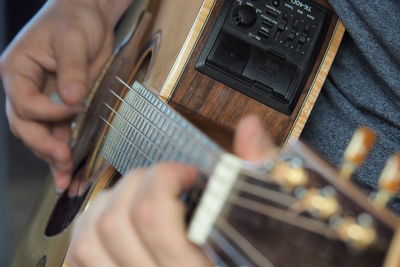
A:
271,159,308,191
330,213,377,250
340,127,377,180
293,186,341,219
373,153,400,207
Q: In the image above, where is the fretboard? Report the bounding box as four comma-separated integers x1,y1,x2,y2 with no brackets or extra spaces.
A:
100,80,224,176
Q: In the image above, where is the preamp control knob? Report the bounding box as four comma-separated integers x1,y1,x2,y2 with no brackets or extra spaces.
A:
233,5,257,27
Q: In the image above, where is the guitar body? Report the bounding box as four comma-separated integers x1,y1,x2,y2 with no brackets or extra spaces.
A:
11,0,345,266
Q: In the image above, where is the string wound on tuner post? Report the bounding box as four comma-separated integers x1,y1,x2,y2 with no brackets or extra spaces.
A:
340,127,377,180
374,153,400,207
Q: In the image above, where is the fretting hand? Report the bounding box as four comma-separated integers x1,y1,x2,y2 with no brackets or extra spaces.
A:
68,116,278,266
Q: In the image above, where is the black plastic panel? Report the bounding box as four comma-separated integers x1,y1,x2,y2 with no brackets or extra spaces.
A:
195,0,331,114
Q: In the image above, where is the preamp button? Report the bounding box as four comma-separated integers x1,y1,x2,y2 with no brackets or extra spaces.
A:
233,6,257,27
273,0,280,7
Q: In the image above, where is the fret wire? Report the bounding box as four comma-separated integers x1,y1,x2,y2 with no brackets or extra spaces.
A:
104,102,211,170
217,217,275,267
108,89,221,162
106,125,129,169
99,115,155,164
100,114,206,174
227,195,336,239
103,123,138,173
117,119,152,171
103,121,124,167
114,111,131,170
103,133,151,173
104,103,165,155
115,78,221,157
106,130,148,173
115,111,129,169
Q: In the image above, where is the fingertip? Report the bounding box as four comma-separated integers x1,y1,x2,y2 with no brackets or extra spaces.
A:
236,114,264,134
234,115,276,161
52,167,71,192
179,165,198,188
53,141,72,162
59,83,88,106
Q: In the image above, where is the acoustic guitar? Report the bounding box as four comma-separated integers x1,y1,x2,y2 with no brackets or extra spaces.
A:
9,0,364,266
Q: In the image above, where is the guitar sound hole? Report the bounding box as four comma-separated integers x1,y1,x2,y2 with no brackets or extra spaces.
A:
45,185,91,237
45,156,92,237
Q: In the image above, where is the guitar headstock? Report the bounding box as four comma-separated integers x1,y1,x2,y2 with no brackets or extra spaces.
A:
188,128,400,267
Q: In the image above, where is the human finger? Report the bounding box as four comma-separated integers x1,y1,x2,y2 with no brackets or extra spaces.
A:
69,192,118,267
6,99,70,161
95,168,157,267
50,166,72,192
132,163,212,267
6,100,72,190
2,72,80,121
233,115,278,162
53,28,89,106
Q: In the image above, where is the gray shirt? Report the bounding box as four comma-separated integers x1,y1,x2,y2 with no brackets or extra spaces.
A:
301,0,400,211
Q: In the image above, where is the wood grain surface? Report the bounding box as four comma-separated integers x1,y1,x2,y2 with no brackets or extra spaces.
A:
168,0,344,150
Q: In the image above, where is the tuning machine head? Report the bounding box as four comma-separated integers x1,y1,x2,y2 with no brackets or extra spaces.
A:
330,213,377,250
340,127,377,180
270,156,308,191
294,186,341,219
374,153,400,207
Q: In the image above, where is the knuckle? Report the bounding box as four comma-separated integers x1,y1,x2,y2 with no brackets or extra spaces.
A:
55,23,86,44
151,162,180,179
97,209,120,237
132,198,157,227
12,100,29,119
152,162,175,176
127,167,146,177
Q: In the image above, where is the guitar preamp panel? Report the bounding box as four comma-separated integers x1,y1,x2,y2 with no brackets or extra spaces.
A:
195,0,331,114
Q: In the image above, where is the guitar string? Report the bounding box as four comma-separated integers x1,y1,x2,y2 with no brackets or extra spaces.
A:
104,102,170,155
105,91,218,165
101,109,334,236
100,115,155,163
234,179,297,207
226,194,337,239
100,107,212,173
114,77,222,157
101,85,337,233
208,228,255,267
96,81,337,257
97,84,222,175
217,217,275,267
99,107,218,176
214,196,338,264
100,97,308,212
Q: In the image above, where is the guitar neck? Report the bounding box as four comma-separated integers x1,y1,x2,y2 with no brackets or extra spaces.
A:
100,80,223,176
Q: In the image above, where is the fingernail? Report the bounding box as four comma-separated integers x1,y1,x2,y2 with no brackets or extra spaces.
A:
61,84,86,105
49,92,65,105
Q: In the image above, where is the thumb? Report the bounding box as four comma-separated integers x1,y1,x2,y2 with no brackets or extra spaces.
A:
233,115,278,162
54,30,89,106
